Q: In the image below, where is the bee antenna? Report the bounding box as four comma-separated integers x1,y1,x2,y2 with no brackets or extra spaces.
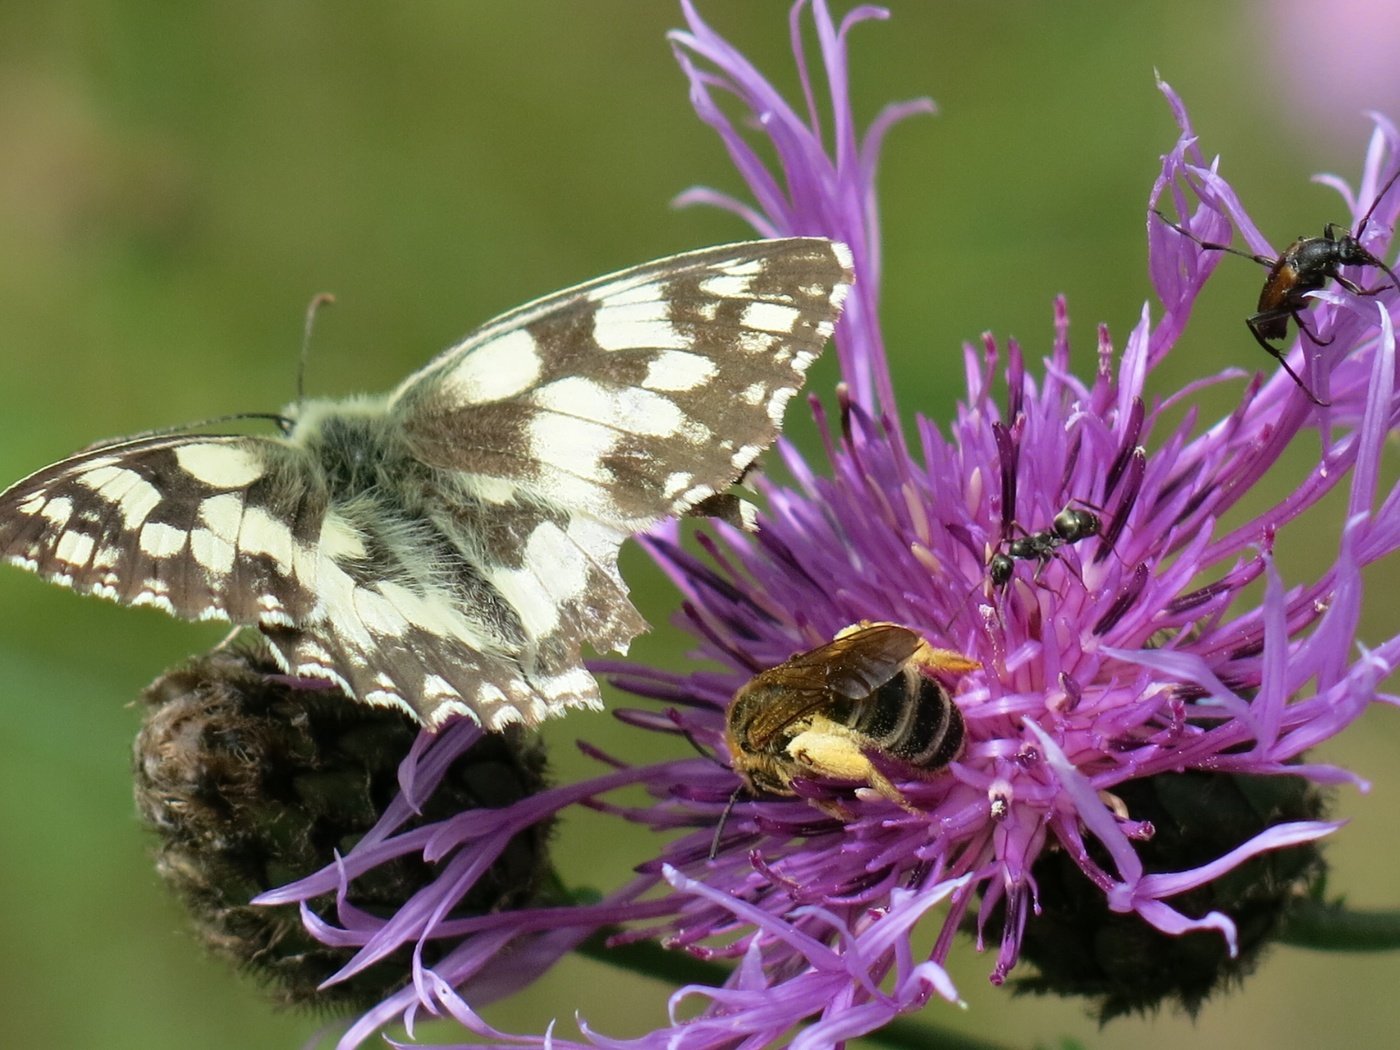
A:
708,786,744,862
298,292,337,407
680,729,731,771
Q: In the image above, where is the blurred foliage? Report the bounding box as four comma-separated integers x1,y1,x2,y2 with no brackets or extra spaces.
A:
1,3,1398,1048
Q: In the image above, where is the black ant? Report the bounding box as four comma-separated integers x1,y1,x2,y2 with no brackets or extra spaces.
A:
989,505,1101,588
1153,166,1400,405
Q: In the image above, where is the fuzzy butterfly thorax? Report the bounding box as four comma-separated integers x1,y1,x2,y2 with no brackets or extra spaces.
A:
1,238,854,730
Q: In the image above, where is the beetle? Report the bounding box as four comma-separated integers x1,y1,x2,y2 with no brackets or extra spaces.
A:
1153,166,1400,405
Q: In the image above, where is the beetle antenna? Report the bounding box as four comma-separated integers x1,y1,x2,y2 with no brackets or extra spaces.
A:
1356,164,1400,237
1353,166,1400,297
1151,209,1270,265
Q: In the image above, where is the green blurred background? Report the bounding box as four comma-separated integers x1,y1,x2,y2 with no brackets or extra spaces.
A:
2,3,1399,1048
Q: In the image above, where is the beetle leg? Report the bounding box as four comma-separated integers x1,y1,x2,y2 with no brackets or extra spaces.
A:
1291,311,1334,348
1245,313,1328,406
1333,272,1398,298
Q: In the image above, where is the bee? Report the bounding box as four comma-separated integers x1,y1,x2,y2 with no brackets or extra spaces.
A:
989,504,1101,588
724,622,978,813
1153,165,1400,405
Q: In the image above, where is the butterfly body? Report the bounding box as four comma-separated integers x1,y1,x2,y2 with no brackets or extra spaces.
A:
3,238,853,729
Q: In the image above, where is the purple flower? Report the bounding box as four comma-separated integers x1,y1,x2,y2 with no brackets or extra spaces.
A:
257,2,1400,1045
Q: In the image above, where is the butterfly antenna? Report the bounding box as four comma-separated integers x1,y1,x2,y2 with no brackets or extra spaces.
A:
299,293,337,407
108,411,295,443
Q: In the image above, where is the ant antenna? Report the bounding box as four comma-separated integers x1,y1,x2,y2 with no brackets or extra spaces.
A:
298,293,336,407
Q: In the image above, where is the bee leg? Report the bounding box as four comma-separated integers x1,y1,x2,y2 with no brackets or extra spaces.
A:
863,769,923,815
909,642,981,676
788,726,910,816
788,728,871,783
811,798,856,821
1245,313,1329,406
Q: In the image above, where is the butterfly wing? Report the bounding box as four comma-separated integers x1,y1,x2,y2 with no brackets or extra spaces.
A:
0,239,852,732
0,424,567,728
391,238,852,527
0,433,325,626
386,238,854,714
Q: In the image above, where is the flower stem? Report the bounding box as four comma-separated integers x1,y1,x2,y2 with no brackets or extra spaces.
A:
575,929,1015,1050
1280,899,1400,951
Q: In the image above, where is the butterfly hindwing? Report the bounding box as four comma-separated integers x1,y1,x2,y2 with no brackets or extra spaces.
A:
0,238,854,729
0,433,325,625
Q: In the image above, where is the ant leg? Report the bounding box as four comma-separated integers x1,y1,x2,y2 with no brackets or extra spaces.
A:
1151,210,1273,266
1030,555,1052,586
1246,314,1329,406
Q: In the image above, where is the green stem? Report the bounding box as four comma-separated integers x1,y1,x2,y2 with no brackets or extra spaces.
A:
574,929,1014,1050
1280,898,1400,951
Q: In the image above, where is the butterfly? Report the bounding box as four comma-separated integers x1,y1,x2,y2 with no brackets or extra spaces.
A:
0,238,853,729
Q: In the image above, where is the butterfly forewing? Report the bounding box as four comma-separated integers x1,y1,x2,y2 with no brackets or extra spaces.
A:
1,238,853,729
392,239,852,527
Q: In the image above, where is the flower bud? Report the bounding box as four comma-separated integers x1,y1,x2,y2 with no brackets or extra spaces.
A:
134,645,550,1010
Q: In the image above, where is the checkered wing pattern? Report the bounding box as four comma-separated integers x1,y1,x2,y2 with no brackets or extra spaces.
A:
0,238,854,728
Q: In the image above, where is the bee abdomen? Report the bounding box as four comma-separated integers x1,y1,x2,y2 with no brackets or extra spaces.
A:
834,669,964,771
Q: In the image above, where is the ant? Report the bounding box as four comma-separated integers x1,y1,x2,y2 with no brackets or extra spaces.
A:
1153,166,1400,405
989,505,1101,588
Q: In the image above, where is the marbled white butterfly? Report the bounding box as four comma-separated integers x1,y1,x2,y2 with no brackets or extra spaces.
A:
0,238,853,729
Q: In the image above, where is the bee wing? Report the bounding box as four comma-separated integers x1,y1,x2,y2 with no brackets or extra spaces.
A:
740,624,923,746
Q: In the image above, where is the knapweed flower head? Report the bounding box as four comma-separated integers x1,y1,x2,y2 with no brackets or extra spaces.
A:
251,2,1400,1046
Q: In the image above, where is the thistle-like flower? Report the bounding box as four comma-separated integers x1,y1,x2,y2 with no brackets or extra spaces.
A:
254,2,1400,1046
